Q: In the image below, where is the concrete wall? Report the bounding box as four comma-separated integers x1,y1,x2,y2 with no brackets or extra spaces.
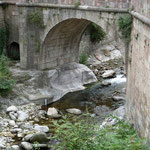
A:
126,0,150,138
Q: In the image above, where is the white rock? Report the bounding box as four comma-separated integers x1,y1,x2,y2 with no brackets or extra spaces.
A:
21,142,33,150
24,134,33,142
9,112,17,120
47,107,61,118
17,111,29,122
17,133,24,138
34,125,49,133
6,106,18,113
9,120,16,126
66,108,82,115
112,96,125,102
102,70,115,78
11,145,20,150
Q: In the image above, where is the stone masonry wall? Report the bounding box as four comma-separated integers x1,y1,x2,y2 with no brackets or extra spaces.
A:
126,0,150,138
0,5,4,28
21,0,130,9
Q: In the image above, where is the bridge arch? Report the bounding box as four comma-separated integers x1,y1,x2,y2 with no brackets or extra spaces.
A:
39,17,115,69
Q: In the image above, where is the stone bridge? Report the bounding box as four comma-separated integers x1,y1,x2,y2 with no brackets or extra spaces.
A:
0,0,129,69
1,0,150,139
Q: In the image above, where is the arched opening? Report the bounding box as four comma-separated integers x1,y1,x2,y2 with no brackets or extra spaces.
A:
8,42,20,60
40,19,91,70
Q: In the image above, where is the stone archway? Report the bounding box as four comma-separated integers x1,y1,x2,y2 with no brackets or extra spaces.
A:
8,42,20,60
39,18,108,70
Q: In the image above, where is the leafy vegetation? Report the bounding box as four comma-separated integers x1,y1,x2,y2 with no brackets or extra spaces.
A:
87,23,106,43
0,55,15,93
79,52,88,65
52,115,149,150
118,15,133,42
27,11,45,28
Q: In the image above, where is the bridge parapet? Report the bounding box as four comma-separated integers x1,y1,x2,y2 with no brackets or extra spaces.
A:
18,0,130,9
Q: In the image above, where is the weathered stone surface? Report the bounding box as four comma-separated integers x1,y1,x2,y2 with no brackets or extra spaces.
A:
30,132,48,143
21,142,33,150
66,108,82,115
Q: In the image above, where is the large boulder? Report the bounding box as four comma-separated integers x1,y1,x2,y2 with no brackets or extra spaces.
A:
30,132,48,143
0,63,97,110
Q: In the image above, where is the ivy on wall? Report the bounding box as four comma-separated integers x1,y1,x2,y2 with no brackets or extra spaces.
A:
27,11,45,28
87,23,106,43
118,14,133,42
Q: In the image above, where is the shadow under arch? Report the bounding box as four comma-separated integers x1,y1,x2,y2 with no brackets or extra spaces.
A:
39,18,107,70
8,42,20,60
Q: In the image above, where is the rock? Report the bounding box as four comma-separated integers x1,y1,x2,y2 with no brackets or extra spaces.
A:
34,125,49,133
24,134,34,142
8,145,20,150
112,96,125,102
17,133,25,138
21,122,33,130
113,106,125,119
6,106,18,113
47,107,61,118
21,142,33,150
17,111,29,122
10,128,22,133
30,132,48,143
0,132,15,138
101,80,111,86
9,112,17,120
66,108,82,115
9,120,16,126
94,105,111,116
100,117,117,129
102,70,115,78
0,144,6,149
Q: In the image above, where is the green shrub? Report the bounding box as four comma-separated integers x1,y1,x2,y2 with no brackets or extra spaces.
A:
118,15,133,42
87,23,106,43
0,55,15,93
52,115,148,150
79,52,88,65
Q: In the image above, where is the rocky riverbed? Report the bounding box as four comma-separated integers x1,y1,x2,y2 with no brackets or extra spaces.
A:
0,70,126,149
0,38,126,149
